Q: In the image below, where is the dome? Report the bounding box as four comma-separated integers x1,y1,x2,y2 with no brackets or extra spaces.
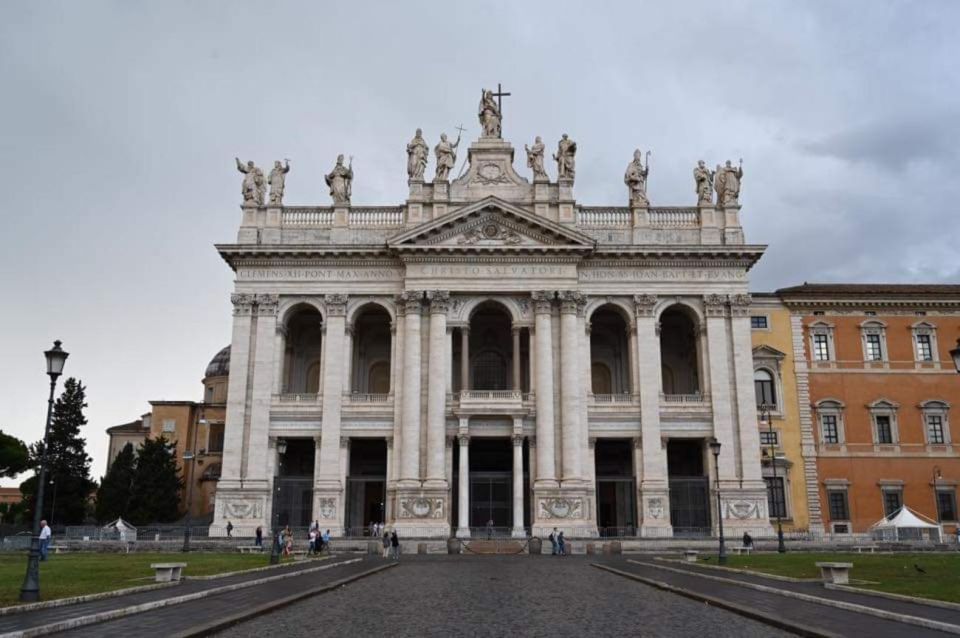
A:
204,345,231,378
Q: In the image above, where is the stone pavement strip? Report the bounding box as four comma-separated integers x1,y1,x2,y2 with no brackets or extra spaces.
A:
0,555,362,638
217,555,792,638
604,558,960,638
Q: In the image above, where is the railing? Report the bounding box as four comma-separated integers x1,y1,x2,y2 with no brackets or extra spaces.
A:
281,207,334,226
348,207,404,226
577,207,631,227
466,526,524,539
274,393,321,403
459,390,523,401
592,393,635,404
660,392,705,403
647,207,700,228
345,393,392,403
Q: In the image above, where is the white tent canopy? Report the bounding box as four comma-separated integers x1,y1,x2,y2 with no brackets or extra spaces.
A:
869,506,941,542
101,517,137,541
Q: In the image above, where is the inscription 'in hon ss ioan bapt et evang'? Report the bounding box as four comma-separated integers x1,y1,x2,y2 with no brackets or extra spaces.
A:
237,268,403,281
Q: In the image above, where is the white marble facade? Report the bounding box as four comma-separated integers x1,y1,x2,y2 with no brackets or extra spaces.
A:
213,125,773,539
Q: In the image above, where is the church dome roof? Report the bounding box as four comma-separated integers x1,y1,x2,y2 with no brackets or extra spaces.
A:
204,346,231,378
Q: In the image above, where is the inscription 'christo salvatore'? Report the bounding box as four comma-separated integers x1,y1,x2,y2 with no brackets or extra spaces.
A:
410,264,575,278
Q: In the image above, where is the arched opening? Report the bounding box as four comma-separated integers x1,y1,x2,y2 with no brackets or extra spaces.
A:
351,305,392,394
283,305,323,394
274,438,315,528
659,306,700,396
754,368,776,408
458,302,528,392
590,306,631,395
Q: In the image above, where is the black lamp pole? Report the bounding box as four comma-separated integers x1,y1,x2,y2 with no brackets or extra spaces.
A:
762,405,786,554
20,340,69,602
933,466,942,527
708,437,726,565
269,439,287,565
181,450,196,552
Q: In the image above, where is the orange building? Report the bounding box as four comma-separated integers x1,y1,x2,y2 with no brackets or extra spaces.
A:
779,284,960,536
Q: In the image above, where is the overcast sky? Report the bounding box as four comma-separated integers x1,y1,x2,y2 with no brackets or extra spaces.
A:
1,1,958,485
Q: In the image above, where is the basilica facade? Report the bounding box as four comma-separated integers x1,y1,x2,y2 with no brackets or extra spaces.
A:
212,95,773,539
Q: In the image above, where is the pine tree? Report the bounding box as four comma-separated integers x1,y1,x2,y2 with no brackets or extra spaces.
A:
95,443,136,522
0,429,29,478
19,378,97,524
128,436,183,525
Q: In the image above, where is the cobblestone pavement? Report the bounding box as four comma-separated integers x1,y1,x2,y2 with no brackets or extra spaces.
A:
222,556,790,638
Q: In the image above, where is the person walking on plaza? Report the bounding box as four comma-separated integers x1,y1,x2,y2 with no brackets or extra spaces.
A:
282,525,293,557
308,527,318,555
321,529,331,554
742,531,753,550
549,528,558,555
255,526,263,548
39,520,51,561
382,530,391,558
390,530,400,560
486,518,494,540
226,520,233,538
557,531,566,556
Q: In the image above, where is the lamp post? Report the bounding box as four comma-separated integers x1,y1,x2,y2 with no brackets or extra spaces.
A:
48,479,57,528
20,340,69,602
181,450,196,552
269,438,287,565
708,437,726,565
933,466,942,527
761,405,786,554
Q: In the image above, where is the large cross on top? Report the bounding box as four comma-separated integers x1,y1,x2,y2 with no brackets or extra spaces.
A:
492,82,511,112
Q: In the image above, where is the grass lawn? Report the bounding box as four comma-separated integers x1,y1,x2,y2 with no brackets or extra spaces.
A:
716,552,960,604
0,552,282,607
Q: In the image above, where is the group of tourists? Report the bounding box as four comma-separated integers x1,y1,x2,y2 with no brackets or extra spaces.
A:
381,528,401,559
368,521,386,537
548,528,567,555
308,521,331,555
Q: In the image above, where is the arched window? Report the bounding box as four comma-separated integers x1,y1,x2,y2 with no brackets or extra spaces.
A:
591,363,612,394
754,369,776,408
368,361,391,394
659,306,700,395
473,350,507,390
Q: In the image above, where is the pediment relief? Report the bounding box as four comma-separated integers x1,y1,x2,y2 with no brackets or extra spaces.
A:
752,345,786,361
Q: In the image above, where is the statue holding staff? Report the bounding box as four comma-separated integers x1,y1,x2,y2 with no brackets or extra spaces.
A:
693,160,714,206
235,158,264,205
624,149,650,206
719,159,744,206
478,88,502,138
268,159,290,205
434,131,461,181
325,154,353,204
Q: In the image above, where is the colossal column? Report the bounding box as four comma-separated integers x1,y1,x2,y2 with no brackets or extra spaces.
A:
704,294,737,481
398,291,423,487
456,432,470,537
460,327,469,392
559,291,584,483
511,432,525,537
634,294,672,535
425,291,450,487
220,293,255,484
245,294,279,484
316,294,348,532
531,291,557,487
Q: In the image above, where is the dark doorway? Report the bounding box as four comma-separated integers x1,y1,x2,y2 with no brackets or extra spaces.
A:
667,439,710,536
468,438,512,532
595,439,636,537
345,438,387,535
274,438,315,528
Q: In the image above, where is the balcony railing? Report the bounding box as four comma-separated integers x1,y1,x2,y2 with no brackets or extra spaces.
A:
647,207,700,228
274,393,321,403
459,390,523,401
577,207,631,228
348,207,403,226
281,208,334,226
591,393,635,404
660,392,705,404
345,393,392,403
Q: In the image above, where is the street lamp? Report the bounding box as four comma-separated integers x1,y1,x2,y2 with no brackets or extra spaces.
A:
760,405,786,554
181,450,196,552
708,437,726,565
933,466,943,527
20,340,69,602
269,439,287,565
48,479,57,528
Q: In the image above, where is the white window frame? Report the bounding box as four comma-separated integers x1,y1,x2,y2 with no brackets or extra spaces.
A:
162,418,176,433
911,321,940,368
808,321,835,364
824,482,851,523
750,314,770,331
752,346,786,416
867,399,900,446
759,429,780,448
860,320,888,365
815,399,846,445
919,399,951,445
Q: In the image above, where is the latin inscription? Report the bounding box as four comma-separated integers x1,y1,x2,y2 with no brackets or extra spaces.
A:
410,264,576,278
579,268,746,282
238,268,402,282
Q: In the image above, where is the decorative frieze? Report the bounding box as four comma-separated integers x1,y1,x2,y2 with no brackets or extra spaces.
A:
318,497,337,519
398,496,445,519
219,498,263,519
538,497,584,520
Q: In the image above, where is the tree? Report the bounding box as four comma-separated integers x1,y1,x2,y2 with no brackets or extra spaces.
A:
19,378,97,525
95,443,136,522
128,436,182,525
0,430,29,478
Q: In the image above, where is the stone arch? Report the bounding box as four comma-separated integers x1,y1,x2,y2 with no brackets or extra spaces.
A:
278,298,325,330
655,299,704,325
589,303,632,394
658,302,702,395
585,297,633,325
281,303,324,394
346,298,396,327
456,296,524,325
350,303,393,394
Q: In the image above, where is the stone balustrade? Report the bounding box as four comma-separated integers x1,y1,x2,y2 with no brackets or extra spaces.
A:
460,390,523,401
348,207,404,226
282,207,335,226
344,393,392,403
646,207,700,228
577,207,631,227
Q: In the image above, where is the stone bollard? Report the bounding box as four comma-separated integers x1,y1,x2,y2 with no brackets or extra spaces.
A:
528,537,542,555
367,541,380,555
417,543,427,554
609,541,622,555
586,543,596,555
447,538,461,554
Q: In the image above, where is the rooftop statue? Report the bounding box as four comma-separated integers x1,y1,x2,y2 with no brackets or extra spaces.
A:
268,159,290,205
553,134,577,180
434,132,461,181
478,88,502,138
235,158,265,206
325,154,353,205
693,160,714,206
716,159,744,207
525,136,548,180
406,129,429,181
624,149,650,206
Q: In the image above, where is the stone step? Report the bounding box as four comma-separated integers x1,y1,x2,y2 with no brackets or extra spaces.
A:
464,540,525,555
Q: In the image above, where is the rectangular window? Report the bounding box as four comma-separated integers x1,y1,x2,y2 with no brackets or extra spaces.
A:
865,333,883,361
813,334,830,361
828,490,849,520
207,423,225,453
162,419,176,433
883,490,903,517
759,431,779,447
916,334,934,362
750,316,768,329
875,415,893,444
754,379,775,408
765,477,787,518
937,490,958,521
927,415,945,445
822,415,839,444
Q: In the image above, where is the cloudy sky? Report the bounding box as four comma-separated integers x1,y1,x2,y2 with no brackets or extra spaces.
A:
1,1,958,483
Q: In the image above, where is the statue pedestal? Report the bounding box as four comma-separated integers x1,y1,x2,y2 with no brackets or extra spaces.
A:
392,486,451,538
631,205,649,228
531,484,597,538
638,483,673,538
333,206,349,227
699,206,721,244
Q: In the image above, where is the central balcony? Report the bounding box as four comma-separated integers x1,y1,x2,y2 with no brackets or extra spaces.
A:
457,390,526,415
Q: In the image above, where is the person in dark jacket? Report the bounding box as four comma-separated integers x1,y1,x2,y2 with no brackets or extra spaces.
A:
390,530,400,560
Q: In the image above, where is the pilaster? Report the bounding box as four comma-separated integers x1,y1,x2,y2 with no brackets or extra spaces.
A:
314,294,348,532
425,291,450,488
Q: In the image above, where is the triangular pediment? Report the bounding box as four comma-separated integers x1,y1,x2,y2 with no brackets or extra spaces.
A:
387,196,596,253
752,345,787,360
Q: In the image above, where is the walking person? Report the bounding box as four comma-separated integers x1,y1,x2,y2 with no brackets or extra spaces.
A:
226,520,233,538
557,531,566,556
282,525,293,557
382,530,391,559
308,527,318,555
486,518,494,540
321,529,331,554
38,520,51,561
255,526,263,548
549,528,558,555
390,530,400,560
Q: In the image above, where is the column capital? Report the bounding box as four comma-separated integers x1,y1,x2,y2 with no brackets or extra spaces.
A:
255,293,279,316
512,433,525,447
633,294,658,318
339,436,350,449
531,290,555,314
633,437,642,449
511,324,523,335
703,293,727,318
276,324,288,337
527,435,536,449
426,290,451,313
324,294,348,317
588,436,597,449
385,436,393,450
728,293,752,317
558,290,586,315
399,290,424,315
457,433,470,446
231,293,255,316
446,435,455,449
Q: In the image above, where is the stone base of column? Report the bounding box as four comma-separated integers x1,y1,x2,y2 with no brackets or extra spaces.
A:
638,485,673,538
716,484,775,537
391,486,451,538
210,481,270,537
455,526,471,539
312,483,345,536
531,485,597,538
511,527,527,538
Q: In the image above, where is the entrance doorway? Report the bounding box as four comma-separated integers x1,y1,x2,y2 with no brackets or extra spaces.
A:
345,438,386,536
667,439,710,536
459,438,516,535
274,438,315,528
595,439,636,537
